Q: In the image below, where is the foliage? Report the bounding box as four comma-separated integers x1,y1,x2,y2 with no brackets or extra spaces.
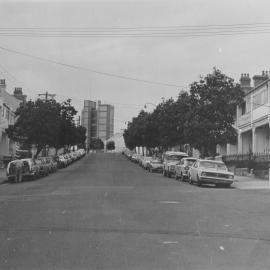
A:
6,98,86,157
89,138,104,150
123,68,244,156
186,68,244,156
106,140,115,150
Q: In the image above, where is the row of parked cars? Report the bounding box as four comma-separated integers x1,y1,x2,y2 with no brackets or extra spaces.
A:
123,150,234,188
6,149,86,183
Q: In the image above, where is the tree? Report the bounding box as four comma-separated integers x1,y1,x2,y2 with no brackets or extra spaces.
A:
89,138,104,150
6,98,86,157
106,140,115,151
6,99,61,158
54,99,78,152
74,126,87,148
123,68,244,157
185,68,244,157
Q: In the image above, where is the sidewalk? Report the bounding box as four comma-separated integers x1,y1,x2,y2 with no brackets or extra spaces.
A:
233,175,270,190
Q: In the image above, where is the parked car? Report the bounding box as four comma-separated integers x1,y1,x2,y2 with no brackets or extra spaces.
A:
147,159,163,173
37,157,51,176
6,158,40,182
175,157,197,181
46,156,58,173
188,159,234,187
58,154,69,168
141,156,152,169
131,154,141,163
162,151,188,178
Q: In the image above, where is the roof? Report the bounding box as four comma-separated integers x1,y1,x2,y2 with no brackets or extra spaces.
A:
0,89,21,111
164,151,188,156
198,159,225,164
246,78,270,96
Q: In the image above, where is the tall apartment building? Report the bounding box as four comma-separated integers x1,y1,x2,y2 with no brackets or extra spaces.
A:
97,101,114,142
81,100,97,149
81,100,114,148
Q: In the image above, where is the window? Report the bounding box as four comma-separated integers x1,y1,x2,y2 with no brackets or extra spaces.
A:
99,131,106,137
253,87,268,110
99,111,107,118
240,102,246,115
99,118,107,124
6,108,9,120
246,96,251,113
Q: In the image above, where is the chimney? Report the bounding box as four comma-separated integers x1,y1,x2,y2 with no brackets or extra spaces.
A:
253,71,269,88
0,79,6,94
240,73,252,94
13,87,27,103
0,79,5,86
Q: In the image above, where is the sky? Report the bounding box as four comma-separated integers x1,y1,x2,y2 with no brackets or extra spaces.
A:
1,0,270,132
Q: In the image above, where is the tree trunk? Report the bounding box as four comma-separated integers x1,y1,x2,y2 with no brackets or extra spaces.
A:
34,146,43,159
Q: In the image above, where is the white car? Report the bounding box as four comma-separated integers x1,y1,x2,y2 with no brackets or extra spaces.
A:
188,159,234,187
175,157,197,181
162,151,188,178
141,156,152,169
148,159,163,173
6,159,40,182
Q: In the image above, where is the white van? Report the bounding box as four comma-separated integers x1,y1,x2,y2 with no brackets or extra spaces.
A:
162,151,188,178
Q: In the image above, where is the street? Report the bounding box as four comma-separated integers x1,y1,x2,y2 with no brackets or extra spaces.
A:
0,153,270,269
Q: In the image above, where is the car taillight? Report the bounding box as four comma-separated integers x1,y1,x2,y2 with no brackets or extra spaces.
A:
228,175,234,179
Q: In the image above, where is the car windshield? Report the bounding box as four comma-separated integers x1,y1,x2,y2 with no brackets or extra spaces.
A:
185,160,196,166
200,161,227,170
151,160,162,164
167,155,183,161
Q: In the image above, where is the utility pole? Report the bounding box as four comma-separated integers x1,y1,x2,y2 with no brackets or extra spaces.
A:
38,91,56,101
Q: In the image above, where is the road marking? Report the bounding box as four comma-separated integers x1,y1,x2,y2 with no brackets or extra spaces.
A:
159,201,181,204
163,241,179,244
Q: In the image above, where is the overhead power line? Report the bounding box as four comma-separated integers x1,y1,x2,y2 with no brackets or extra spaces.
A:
1,23,270,38
0,45,184,88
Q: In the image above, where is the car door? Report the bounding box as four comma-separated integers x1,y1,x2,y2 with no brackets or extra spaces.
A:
176,159,183,176
180,159,185,175
190,161,198,181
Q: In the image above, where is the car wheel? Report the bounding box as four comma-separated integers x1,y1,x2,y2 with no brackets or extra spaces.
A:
188,174,193,185
163,170,167,177
180,173,183,181
196,175,202,187
18,173,23,183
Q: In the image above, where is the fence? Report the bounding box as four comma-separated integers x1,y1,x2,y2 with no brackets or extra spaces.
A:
222,152,270,177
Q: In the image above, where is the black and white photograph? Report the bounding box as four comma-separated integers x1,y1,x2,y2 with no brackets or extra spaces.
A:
1,0,270,269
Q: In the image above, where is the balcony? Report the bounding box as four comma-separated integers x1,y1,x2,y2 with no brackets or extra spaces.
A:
238,112,251,128
253,105,268,122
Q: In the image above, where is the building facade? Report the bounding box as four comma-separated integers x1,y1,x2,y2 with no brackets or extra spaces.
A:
0,80,26,166
81,100,114,148
81,100,97,149
218,71,270,156
97,101,114,142
237,71,270,154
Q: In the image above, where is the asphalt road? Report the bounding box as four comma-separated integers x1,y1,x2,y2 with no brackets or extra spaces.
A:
0,153,270,270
